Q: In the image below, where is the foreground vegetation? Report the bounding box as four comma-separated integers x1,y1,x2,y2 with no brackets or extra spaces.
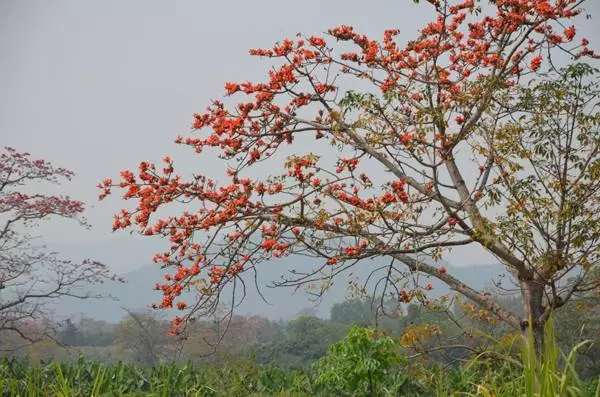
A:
2,323,599,397
1,296,599,396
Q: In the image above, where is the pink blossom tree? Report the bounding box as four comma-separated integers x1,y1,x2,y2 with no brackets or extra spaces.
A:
0,147,116,349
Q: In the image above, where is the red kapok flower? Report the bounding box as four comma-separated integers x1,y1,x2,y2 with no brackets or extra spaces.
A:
564,26,576,41
262,238,278,251
225,82,240,95
400,133,413,145
530,55,543,71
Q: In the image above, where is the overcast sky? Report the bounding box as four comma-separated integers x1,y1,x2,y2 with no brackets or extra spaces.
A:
1,1,599,275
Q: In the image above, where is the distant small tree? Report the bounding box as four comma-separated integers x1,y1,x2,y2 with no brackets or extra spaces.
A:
113,309,173,365
0,147,116,350
61,316,115,347
331,299,376,326
56,318,81,346
180,314,280,361
253,316,347,369
295,306,317,318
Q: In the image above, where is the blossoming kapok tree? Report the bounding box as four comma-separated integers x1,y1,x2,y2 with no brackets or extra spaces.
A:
101,0,600,351
0,147,115,347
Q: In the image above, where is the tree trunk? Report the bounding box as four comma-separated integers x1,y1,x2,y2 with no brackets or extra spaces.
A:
520,279,546,357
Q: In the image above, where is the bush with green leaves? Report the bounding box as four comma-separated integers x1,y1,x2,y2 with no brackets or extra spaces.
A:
314,326,424,396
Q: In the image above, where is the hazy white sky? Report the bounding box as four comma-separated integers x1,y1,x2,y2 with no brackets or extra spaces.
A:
1,1,599,274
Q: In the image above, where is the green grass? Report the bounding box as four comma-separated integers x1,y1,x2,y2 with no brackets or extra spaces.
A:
0,357,317,397
519,315,597,397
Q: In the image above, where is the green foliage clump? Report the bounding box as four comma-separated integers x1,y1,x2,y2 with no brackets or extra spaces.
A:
314,326,424,396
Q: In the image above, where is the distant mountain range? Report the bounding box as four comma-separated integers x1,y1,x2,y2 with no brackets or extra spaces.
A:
52,256,511,324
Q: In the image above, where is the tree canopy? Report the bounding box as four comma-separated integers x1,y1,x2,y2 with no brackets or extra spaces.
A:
101,0,600,352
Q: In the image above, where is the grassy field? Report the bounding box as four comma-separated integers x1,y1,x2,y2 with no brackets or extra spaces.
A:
1,325,599,397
